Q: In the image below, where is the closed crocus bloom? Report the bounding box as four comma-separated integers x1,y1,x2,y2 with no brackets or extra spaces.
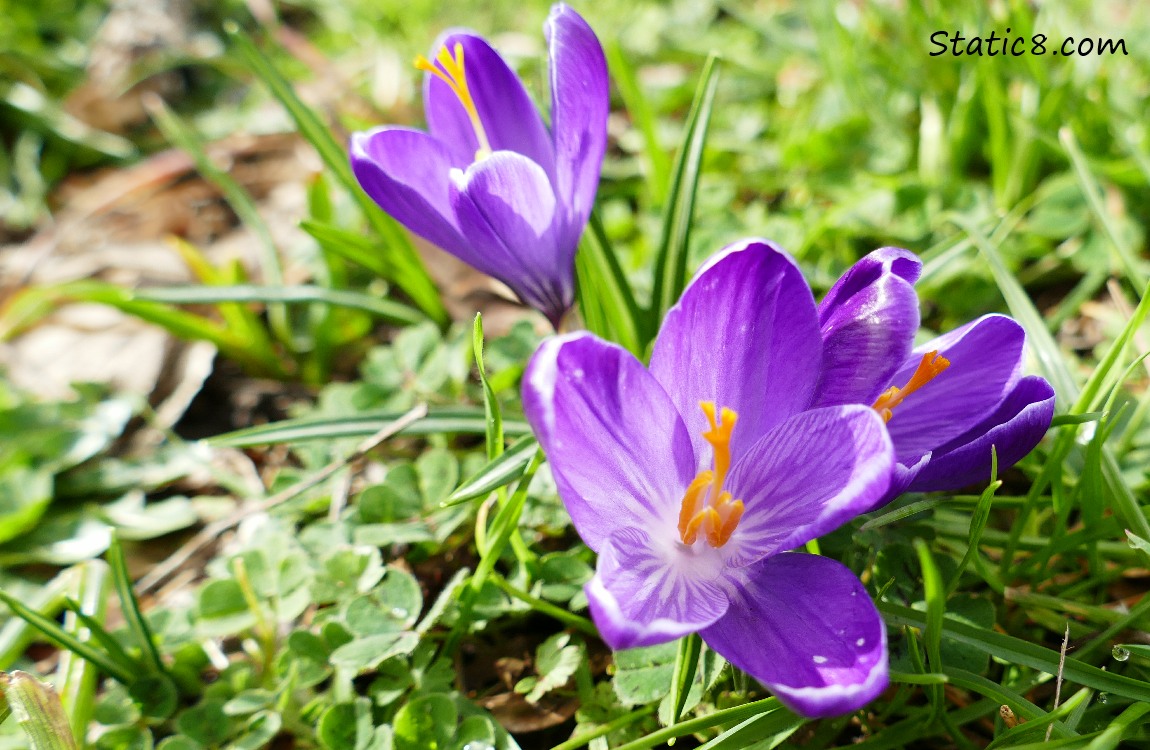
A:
350,4,608,327
814,247,1056,506
523,240,895,718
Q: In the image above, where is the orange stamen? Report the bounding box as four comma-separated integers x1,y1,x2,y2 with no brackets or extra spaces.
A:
414,43,492,159
677,402,744,548
871,350,951,423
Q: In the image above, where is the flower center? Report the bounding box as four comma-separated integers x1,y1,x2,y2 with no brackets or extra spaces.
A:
414,43,493,161
871,350,951,423
677,402,745,548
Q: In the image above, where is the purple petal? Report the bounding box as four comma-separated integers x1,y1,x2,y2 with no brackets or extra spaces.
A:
870,451,932,511
522,333,696,552
885,314,1024,465
649,239,822,467
701,553,889,718
451,151,571,321
545,4,609,251
424,32,555,176
723,406,893,567
909,375,1055,492
349,127,467,253
815,248,922,408
586,527,729,650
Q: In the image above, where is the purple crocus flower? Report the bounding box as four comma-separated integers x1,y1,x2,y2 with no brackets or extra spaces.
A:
349,4,608,327
523,239,896,718
814,247,1056,506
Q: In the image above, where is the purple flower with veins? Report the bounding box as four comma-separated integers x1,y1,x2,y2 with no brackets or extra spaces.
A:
349,4,608,327
814,247,1056,507
523,239,897,718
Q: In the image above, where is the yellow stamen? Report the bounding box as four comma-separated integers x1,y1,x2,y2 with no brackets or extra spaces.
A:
414,42,493,160
677,402,745,548
871,350,951,423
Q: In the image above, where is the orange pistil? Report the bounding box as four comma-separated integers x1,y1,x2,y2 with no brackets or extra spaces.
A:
871,350,951,423
414,43,493,160
676,402,745,548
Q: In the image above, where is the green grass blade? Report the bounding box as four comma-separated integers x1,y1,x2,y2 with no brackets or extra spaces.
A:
575,212,643,354
54,562,110,742
133,284,425,326
0,592,134,685
946,669,1076,742
473,314,503,465
145,96,293,347
960,218,1150,547
695,706,806,750
443,434,536,507
648,53,721,328
59,599,139,677
209,406,531,448
0,671,79,750
469,449,544,594
957,216,1077,400
227,26,447,325
948,448,999,595
613,697,783,750
881,602,1150,702
667,633,702,727
300,219,391,279
914,540,946,719
106,540,166,676
488,575,597,637
604,41,670,207
1083,700,1150,750
1060,127,1147,289
4,280,286,377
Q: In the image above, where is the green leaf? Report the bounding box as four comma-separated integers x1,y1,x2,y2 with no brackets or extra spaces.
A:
128,676,177,720
0,467,52,545
649,53,721,329
517,633,584,703
194,579,257,637
317,698,378,750
329,633,420,674
312,547,385,604
416,447,459,509
613,642,678,706
231,711,282,750
394,694,456,750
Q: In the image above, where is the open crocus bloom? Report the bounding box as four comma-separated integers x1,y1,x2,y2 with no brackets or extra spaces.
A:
350,4,608,327
814,247,1056,507
523,239,896,718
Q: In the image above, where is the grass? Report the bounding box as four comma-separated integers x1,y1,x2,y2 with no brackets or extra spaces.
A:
0,0,1149,748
